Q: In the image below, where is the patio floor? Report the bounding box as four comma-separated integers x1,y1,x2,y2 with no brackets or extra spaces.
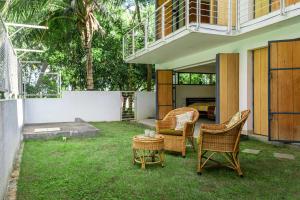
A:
15,122,300,200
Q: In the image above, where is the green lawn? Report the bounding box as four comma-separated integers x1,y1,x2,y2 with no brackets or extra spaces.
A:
18,122,300,200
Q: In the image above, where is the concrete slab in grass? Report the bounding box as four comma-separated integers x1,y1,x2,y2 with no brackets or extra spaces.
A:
242,149,261,155
274,153,295,160
23,122,99,140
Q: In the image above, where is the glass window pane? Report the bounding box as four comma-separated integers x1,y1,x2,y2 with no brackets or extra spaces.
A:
191,74,201,84
211,74,216,85
178,73,190,84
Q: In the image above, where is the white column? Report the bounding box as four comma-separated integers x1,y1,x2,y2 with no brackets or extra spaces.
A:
239,49,253,132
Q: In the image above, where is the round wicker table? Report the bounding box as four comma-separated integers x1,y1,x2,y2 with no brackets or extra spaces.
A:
132,135,165,169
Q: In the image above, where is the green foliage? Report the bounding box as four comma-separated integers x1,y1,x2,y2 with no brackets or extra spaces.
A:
24,73,60,98
178,73,216,85
1,0,155,91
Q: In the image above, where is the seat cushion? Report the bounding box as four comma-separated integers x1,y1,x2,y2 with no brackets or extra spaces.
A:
159,129,183,136
175,111,193,131
226,111,241,128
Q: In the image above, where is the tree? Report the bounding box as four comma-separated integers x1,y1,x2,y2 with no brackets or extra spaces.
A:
1,0,155,94
2,0,118,90
132,0,154,91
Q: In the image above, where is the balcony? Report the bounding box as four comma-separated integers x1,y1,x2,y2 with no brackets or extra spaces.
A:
123,0,300,64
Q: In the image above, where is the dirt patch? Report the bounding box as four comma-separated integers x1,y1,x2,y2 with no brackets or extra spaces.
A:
5,143,24,200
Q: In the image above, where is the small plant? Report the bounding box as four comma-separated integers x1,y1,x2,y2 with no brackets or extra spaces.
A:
62,137,67,142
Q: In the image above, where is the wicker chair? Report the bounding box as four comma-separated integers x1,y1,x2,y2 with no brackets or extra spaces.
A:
156,107,199,157
197,110,250,176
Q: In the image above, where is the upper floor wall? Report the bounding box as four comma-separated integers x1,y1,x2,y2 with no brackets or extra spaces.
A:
123,0,300,64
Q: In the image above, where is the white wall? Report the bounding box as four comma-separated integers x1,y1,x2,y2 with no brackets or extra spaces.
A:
175,85,216,107
0,100,23,199
135,92,156,120
24,91,122,124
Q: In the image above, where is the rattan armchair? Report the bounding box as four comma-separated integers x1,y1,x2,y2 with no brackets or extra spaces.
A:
197,110,250,176
156,107,199,157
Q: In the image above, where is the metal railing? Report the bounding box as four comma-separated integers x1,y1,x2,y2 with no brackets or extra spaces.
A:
121,91,135,120
22,70,61,98
239,0,300,26
123,0,235,60
123,0,300,60
0,19,21,99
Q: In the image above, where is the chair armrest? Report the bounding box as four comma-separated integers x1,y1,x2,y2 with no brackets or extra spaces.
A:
156,119,174,131
183,122,195,137
197,128,228,144
200,128,227,135
200,123,227,130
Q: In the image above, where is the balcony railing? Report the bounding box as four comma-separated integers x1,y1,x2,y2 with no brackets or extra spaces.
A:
123,0,300,61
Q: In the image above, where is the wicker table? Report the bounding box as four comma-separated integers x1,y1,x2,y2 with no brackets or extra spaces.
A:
132,135,165,169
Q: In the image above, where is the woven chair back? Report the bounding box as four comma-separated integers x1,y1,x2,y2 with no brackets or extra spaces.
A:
202,110,250,152
164,107,199,122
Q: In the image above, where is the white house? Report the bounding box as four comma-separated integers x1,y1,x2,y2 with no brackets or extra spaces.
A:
123,0,300,143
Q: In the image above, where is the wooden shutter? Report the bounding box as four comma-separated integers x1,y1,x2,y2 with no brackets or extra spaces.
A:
269,39,300,142
217,0,236,26
254,47,268,136
156,70,174,119
217,53,239,123
255,0,269,18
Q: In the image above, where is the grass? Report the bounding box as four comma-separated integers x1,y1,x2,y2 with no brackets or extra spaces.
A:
17,122,300,200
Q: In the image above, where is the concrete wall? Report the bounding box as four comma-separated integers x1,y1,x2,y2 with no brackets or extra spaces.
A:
0,100,24,199
135,92,156,120
156,20,300,131
24,91,122,124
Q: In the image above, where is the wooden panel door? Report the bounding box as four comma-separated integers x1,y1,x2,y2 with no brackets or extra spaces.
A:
254,48,268,136
156,70,174,119
200,1,210,23
271,0,280,11
269,39,300,142
255,0,269,18
217,0,236,26
217,53,239,123
285,0,300,6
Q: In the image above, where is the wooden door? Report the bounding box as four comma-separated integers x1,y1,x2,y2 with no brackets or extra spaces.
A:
201,1,210,23
271,0,280,11
217,53,239,123
255,0,269,18
173,0,186,30
254,48,268,136
156,70,174,119
285,0,300,6
216,0,236,26
269,39,300,142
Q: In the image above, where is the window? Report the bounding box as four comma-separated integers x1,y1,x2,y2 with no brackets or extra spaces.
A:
178,72,216,85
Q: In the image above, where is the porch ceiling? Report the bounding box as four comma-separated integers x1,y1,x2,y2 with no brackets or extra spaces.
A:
125,15,300,65
125,31,234,64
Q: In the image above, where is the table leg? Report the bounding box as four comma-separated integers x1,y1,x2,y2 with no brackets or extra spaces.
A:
151,150,156,162
132,149,136,165
159,151,165,167
141,150,146,169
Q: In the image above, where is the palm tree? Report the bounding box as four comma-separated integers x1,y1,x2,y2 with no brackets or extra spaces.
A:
1,0,117,90
73,0,105,90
